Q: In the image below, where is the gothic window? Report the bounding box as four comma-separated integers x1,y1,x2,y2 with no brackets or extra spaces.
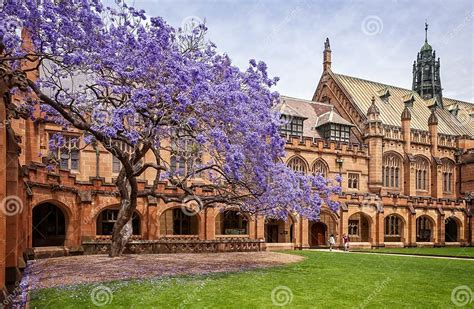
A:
348,220,359,236
441,159,455,194
49,134,80,171
279,116,304,136
382,153,402,189
311,159,328,177
415,156,429,191
384,215,401,236
288,157,307,174
348,173,359,189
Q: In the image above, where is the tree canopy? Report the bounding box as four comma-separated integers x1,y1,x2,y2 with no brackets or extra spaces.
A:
0,0,340,255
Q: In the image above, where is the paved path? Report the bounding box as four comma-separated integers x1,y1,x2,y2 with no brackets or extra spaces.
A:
308,249,474,261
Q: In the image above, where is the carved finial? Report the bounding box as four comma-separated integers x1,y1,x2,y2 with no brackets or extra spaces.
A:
324,38,330,50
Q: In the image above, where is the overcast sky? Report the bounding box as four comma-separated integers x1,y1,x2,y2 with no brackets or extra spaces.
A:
126,0,473,102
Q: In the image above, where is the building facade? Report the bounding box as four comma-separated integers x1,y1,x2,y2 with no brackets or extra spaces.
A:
0,29,473,298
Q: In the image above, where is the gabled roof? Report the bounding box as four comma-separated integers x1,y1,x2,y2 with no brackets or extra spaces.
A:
316,109,354,128
329,72,474,137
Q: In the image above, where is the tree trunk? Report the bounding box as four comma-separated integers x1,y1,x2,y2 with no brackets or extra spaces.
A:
109,177,138,257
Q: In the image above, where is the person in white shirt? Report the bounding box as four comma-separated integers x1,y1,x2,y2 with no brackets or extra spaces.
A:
328,234,336,251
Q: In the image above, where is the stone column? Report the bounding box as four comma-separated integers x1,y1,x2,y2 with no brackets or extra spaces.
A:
256,216,265,240
0,92,8,298
375,213,385,247
437,214,445,246
408,211,417,247
301,218,309,249
205,207,215,240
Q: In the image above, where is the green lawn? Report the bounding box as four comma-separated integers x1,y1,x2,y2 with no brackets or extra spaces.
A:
31,251,474,308
353,247,474,258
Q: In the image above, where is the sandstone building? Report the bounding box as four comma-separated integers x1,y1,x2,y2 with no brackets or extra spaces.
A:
0,28,473,298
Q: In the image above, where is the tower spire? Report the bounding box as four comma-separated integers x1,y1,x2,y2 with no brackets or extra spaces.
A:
425,20,428,43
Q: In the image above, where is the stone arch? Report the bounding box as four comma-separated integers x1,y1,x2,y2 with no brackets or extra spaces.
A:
158,203,201,236
310,158,329,177
445,216,462,242
32,200,71,247
383,213,406,243
286,155,309,174
309,210,338,247
416,215,436,242
94,205,142,237
382,151,404,190
347,212,373,243
215,209,250,236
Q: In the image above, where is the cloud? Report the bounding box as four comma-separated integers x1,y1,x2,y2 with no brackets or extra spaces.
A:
116,0,474,102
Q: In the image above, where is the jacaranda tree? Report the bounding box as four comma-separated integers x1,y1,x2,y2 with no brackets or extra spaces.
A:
0,0,341,256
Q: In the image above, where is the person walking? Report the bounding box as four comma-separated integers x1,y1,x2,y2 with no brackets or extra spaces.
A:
342,233,350,252
328,234,336,251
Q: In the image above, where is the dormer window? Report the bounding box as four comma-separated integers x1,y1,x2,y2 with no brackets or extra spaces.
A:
279,115,304,137
377,87,391,103
315,109,354,143
320,124,351,143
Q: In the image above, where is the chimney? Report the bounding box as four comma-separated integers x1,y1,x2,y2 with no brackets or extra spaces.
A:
323,38,331,71
428,108,438,157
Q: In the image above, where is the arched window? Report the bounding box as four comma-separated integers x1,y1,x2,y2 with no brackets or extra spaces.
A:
311,159,328,177
415,156,429,191
382,153,402,189
441,159,455,194
287,157,307,174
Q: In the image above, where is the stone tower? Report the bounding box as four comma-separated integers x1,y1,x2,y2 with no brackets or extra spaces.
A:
412,22,443,107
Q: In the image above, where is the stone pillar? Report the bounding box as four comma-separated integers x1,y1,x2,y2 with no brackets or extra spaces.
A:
323,38,332,71
0,91,8,298
301,218,309,249
256,216,265,240
205,207,215,240
339,211,348,248
437,214,445,246
248,216,256,240
408,212,417,247
147,205,158,240
375,213,385,247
